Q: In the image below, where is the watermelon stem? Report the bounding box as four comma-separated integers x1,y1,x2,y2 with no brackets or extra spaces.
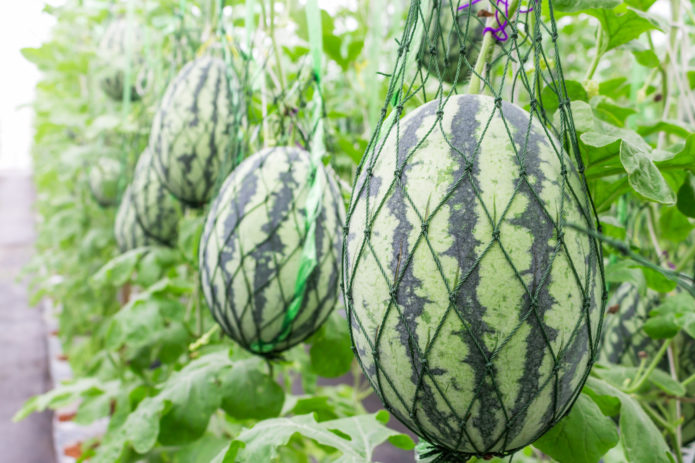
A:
625,338,672,394
467,0,520,95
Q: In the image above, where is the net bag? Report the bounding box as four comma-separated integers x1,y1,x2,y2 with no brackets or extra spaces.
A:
342,0,606,459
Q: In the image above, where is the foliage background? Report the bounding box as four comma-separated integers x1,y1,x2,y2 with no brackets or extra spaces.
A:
13,0,695,462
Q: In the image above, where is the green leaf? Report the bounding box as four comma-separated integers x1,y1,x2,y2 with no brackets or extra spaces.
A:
658,207,694,242
214,413,407,463
643,315,680,339
13,378,104,421
638,120,693,139
221,358,285,420
157,351,237,446
588,8,661,52
568,101,595,133
541,80,589,113
625,0,659,11
594,98,637,127
677,174,695,217
620,141,676,205
584,378,672,463
648,369,686,397
632,48,660,68
554,0,622,12
534,394,618,463
641,266,678,293
655,134,695,172
309,313,354,378
92,247,148,287
605,261,646,292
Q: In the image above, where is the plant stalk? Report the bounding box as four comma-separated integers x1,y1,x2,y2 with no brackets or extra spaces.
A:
468,0,520,95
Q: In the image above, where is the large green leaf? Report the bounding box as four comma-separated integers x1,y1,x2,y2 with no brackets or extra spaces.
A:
554,0,622,12
534,394,618,463
584,378,672,463
221,358,285,420
588,8,661,52
620,141,676,205
213,412,412,463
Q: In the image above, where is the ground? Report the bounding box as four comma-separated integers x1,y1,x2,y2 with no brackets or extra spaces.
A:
0,172,55,462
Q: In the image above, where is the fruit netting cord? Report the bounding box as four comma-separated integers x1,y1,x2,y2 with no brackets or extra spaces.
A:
249,0,326,354
342,1,607,460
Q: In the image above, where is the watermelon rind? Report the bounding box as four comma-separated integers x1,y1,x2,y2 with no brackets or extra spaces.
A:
150,56,235,206
199,146,345,355
343,94,604,456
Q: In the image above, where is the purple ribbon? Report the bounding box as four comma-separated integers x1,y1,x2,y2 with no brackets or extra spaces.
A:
458,0,534,42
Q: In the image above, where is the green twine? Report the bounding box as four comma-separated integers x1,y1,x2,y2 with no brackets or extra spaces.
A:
250,0,325,353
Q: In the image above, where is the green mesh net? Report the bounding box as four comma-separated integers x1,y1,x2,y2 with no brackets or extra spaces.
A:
197,0,343,357
342,0,606,460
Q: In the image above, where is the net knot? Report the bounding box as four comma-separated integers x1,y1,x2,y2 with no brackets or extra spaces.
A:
389,287,398,299
459,45,467,55
518,167,527,178
494,97,503,108
552,31,559,41
394,167,403,179
529,98,537,110
396,104,405,115
364,226,372,238
343,225,349,235
556,230,565,243
492,229,501,240
560,166,568,176
436,109,444,119
421,222,429,234
464,161,474,173
429,46,437,56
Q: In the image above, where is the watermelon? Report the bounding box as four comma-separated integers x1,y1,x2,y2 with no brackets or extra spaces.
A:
131,148,181,246
199,147,345,355
114,186,157,252
343,94,604,456
98,19,144,101
601,283,695,445
150,56,234,206
88,157,122,207
417,0,486,84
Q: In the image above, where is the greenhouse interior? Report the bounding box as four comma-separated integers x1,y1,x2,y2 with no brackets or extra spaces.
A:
1,0,695,462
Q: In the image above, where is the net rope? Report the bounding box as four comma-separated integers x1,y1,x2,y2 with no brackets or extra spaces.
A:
343,1,607,460
199,0,333,357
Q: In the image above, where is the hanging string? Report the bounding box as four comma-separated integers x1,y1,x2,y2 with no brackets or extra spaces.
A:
459,0,535,42
249,0,327,354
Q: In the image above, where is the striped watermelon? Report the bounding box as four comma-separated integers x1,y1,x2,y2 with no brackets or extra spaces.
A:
343,94,604,456
98,19,143,101
417,0,485,84
601,283,695,445
150,56,234,206
114,186,157,252
199,147,345,355
131,148,181,245
88,157,122,207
